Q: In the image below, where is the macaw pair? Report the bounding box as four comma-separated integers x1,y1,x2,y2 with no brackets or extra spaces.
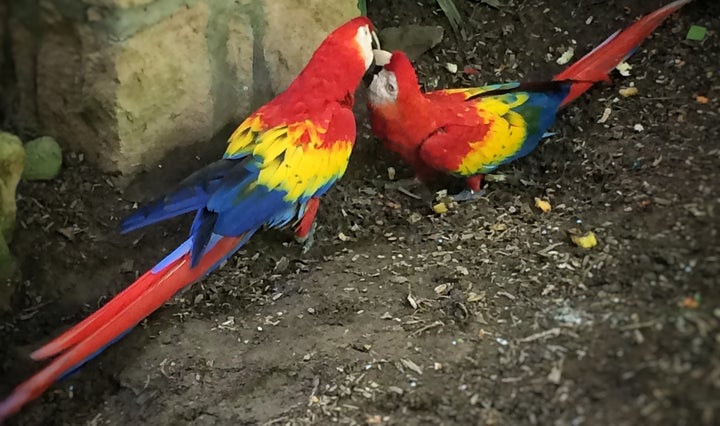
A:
0,0,692,421
368,0,692,201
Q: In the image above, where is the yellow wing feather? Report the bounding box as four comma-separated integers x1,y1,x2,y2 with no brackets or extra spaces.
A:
226,115,265,156
433,82,524,101
225,114,353,202
421,93,531,176
456,109,528,175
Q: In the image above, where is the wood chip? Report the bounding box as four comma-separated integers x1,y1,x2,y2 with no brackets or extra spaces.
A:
598,107,612,124
407,294,418,309
400,358,423,375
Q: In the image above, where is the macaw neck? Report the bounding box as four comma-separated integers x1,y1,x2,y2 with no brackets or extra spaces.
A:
371,92,437,167
396,93,437,143
285,54,365,107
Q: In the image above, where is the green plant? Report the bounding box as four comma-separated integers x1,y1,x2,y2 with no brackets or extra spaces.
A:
358,0,367,15
436,0,462,33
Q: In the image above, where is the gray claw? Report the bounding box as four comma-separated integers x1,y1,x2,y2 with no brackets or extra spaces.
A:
451,189,487,202
297,222,317,254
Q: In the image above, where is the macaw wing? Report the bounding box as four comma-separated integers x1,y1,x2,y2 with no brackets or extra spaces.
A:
120,105,283,235
119,107,273,235
120,159,246,234
187,103,356,261
425,82,523,103
420,81,570,177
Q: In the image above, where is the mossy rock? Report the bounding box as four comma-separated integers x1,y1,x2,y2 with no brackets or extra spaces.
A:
22,136,62,181
0,132,25,241
0,132,23,284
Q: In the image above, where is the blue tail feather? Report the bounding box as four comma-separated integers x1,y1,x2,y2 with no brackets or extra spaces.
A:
490,81,570,163
57,329,132,381
57,229,258,381
151,238,193,273
189,208,219,267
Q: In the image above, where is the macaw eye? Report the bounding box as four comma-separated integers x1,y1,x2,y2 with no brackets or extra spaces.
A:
386,82,396,93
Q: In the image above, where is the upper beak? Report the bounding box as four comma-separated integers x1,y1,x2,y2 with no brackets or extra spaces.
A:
372,49,392,66
370,31,392,66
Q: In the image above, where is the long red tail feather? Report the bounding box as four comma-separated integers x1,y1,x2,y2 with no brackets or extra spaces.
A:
30,269,162,361
555,0,692,106
0,235,244,422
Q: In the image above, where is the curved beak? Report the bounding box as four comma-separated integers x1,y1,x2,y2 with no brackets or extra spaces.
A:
372,49,392,66
371,30,381,50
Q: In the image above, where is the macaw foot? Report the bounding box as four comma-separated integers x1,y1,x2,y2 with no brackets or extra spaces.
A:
449,174,487,202
295,222,317,254
451,188,487,202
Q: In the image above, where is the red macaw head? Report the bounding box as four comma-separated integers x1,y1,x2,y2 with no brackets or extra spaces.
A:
325,16,379,71
366,50,436,155
290,16,380,97
367,50,422,107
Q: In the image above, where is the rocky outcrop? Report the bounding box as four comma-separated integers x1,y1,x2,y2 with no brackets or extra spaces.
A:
5,0,361,176
0,132,24,283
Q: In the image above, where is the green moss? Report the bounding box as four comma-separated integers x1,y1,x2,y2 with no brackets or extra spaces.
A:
0,132,25,241
22,136,62,181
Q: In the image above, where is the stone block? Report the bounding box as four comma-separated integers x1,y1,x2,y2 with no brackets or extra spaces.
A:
28,2,218,173
0,1,5,72
8,17,40,133
213,4,255,128
5,0,360,177
114,2,214,172
86,0,156,8
261,0,361,92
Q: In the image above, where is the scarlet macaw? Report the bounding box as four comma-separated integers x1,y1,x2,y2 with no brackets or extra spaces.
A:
0,16,380,421
367,0,691,201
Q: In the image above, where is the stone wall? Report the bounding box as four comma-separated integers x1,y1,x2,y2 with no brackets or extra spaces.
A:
2,0,361,176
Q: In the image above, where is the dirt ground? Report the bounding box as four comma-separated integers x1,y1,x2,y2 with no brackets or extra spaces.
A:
1,0,719,425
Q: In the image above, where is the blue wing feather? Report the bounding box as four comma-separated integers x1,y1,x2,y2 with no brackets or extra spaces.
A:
122,104,354,268
482,81,570,164
210,183,296,235
120,159,245,233
509,86,569,161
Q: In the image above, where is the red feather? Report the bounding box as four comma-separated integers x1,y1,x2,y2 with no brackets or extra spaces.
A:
0,15,377,422
555,0,691,106
0,236,244,420
368,0,692,191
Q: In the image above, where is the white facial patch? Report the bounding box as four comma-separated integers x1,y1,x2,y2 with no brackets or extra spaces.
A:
354,25,375,70
368,68,398,105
